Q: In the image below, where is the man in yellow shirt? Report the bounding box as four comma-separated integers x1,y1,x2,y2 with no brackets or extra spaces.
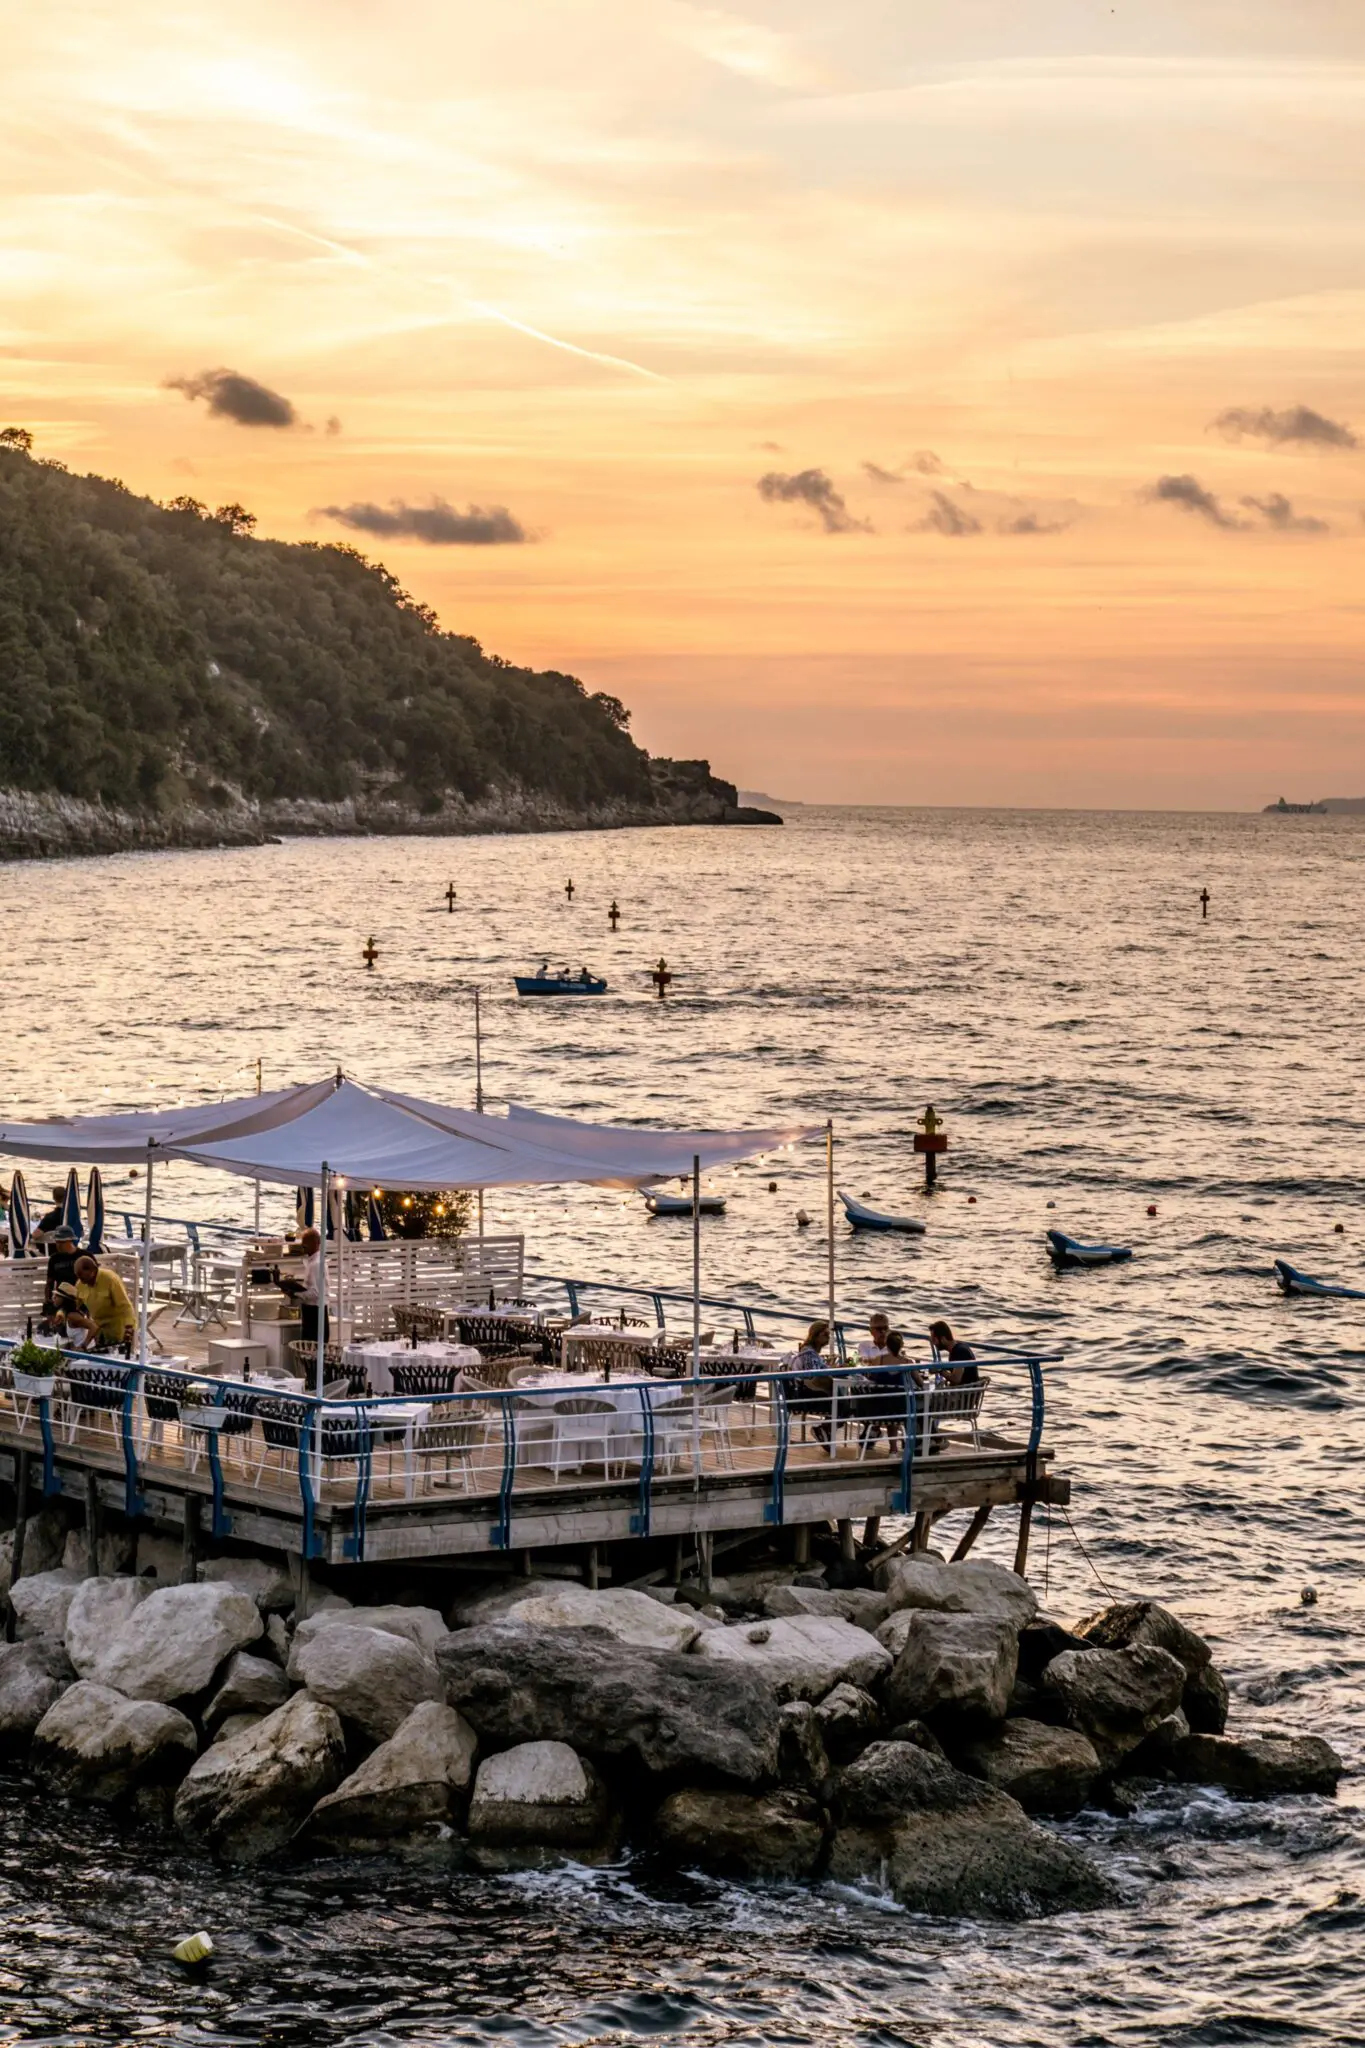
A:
71,1255,137,1353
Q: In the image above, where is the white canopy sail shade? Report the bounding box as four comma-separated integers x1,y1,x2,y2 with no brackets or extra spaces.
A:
0,1079,338,1165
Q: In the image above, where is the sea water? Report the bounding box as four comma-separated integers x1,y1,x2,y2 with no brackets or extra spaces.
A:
2,805,1364,2045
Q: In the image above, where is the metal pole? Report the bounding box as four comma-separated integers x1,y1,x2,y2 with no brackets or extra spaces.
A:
315,1163,329,1399
138,1144,154,1368
253,1057,262,1237
475,987,485,1244
691,1151,701,1478
827,1119,837,1458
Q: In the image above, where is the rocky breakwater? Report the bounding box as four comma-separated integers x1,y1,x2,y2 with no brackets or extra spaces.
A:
0,1555,1345,1920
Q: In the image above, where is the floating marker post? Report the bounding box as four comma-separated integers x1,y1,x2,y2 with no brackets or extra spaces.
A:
608,899,620,931
913,1104,948,1191
565,878,575,901
651,957,673,999
362,936,379,970
1200,888,1210,920
445,882,457,912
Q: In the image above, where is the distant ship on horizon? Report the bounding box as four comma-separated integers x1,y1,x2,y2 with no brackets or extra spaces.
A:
1260,796,1365,814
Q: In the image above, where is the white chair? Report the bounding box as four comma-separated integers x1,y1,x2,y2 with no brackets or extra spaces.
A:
550,1396,618,1480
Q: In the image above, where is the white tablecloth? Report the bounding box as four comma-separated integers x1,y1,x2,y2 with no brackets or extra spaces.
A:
342,1339,481,1395
512,1371,646,1471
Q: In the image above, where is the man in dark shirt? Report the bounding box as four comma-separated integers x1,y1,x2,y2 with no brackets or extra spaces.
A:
43,1224,82,1313
928,1318,978,1386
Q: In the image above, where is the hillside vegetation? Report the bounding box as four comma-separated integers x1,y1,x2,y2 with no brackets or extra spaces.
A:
0,442,660,820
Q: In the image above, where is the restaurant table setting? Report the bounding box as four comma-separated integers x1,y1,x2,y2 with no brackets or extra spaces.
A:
341,1337,482,1395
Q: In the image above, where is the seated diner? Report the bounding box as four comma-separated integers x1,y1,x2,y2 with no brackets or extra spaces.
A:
67,1255,137,1354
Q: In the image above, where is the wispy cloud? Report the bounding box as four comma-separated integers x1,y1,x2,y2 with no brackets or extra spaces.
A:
997,511,1070,535
316,498,532,545
1143,473,1247,529
757,468,870,534
914,490,981,537
164,367,300,429
861,460,903,484
1212,404,1357,451
909,450,943,475
1241,492,1329,534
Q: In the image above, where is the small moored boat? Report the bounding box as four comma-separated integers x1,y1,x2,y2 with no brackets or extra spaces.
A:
1273,1258,1365,1300
644,1190,727,1216
1047,1229,1133,1267
839,1190,926,1235
514,967,607,997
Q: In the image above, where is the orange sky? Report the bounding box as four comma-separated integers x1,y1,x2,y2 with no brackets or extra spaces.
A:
3,1,1364,807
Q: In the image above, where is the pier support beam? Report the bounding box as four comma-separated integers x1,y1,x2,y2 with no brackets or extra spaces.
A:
951,1505,993,1562
911,1509,933,1552
584,1545,599,1591
861,1514,881,1551
180,1495,201,1586
792,1525,811,1568
1013,1500,1034,1578
838,1518,856,1565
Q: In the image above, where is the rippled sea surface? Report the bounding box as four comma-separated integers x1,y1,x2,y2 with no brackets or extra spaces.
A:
3,805,1365,2046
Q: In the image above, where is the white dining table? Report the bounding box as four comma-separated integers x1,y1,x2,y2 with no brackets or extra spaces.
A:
512,1370,649,1473
342,1338,482,1395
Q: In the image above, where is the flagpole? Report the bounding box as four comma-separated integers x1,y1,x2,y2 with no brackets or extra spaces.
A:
474,987,485,1245
138,1143,154,1369
827,1118,837,1458
315,1164,329,1399
691,1150,702,1479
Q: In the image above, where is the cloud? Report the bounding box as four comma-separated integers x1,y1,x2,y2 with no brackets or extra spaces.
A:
1143,473,1247,529
997,511,1070,535
1212,404,1357,451
316,498,532,545
914,490,981,537
756,468,870,534
864,451,944,484
1241,493,1329,534
165,367,299,429
862,461,903,484
909,450,943,475
324,416,342,437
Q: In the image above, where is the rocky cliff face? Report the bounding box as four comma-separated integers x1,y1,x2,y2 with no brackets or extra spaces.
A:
0,761,780,862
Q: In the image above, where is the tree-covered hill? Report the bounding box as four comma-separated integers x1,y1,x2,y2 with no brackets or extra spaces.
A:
0,437,738,838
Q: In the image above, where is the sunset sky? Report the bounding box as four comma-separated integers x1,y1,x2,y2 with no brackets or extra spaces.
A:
4,1,1364,807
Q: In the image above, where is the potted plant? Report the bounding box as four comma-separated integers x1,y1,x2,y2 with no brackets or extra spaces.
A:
179,1382,229,1430
8,1338,62,1399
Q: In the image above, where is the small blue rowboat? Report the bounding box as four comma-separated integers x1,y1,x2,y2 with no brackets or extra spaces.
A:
644,1190,727,1216
1274,1259,1365,1300
1047,1229,1133,1267
839,1190,927,1235
514,971,607,997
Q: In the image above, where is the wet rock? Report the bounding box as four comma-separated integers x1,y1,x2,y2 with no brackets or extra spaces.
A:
828,1740,1114,1918
882,1612,1019,1729
174,1693,346,1862
10,1569,83,1643
690,1614,891,1701
1182,1661,1230,1735
1073,1600,1210,1677
880,1557,1038,1631
1119,1708,1190,1776
64,1578,151,1679
287,1624,443,1744
480,1584,703,1654
467,1740,620,1870
1044,1645,1187,1770
33,1681,197,1803
438,1624,782,1786
305,1701,479,1855
654,1787,827,1879
885,1720,948,1758
292,1604,450,1658
79,1582,263,1702
763,1586,890,1634
1169,1731,1343,1799
1017,1619,1089,1686
199,1554,297,1615
778,1699,832,1792
204,1651,291,1732
952,1719,1102,1816
814,1682,883,1764
0,1638,75,1752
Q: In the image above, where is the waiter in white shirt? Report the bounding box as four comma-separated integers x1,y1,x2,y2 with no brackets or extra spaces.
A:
279,1226,326,1350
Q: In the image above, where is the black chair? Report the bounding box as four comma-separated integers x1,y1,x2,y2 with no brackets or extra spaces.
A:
391,1360,463,1396
775,1373,835,1446
143,1368,191,1422
455,1314,526,1358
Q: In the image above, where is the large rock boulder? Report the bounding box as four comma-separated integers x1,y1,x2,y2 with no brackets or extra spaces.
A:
438,1624,782,1786
33,1680,197,1803
287,1624,443,1743
467,1740,620,1869
449,1578,570,1626
880,1557,1038,1631
882,1612,1019,1729
10,1569,83,1644
690,1615,891,1702
1044,1645,1186,1769
828,1740,1115,1918
676,1567,797,1617
62,1526,136,1578
1181,1661,1230,1735
305,1701,479,1855
952,1719,1102,1816
204,1652,291,1733
778,1699,832,1792
0,1504,69,1604
1017,1619,1089,1685
82,1582,263,1702
478,1583,704,1654
174,1693,346,1861
815,1682,883,1764
64,1578,151,1680
292,1603,449,1658
763,1586,890,1634
199,1554,297,1615
654,1787,827,1879
1073,1600,1210,1675
1169,1731,1343,1799
0,1638,75,1752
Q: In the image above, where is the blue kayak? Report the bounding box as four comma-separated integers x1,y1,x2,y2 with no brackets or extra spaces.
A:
1274,1259,1365,1300
839,1190,926,1235
514,973,607,997
1047,1229,1133,1267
